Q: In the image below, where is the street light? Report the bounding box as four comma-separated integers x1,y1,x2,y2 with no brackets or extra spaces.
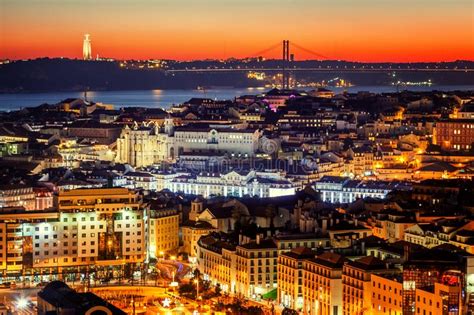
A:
194,279,200,300
16,297,28,309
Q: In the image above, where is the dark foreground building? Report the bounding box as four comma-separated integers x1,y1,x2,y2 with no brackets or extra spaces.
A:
37,281,125,315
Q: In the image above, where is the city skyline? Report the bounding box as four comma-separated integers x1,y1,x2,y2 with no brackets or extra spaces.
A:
1,0,473,62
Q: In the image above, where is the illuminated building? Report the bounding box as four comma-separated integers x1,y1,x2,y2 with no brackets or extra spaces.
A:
124,171,157,191
82,34,92,60
370,211,416,242
415,281,462,315
310,88,335,98
278,247,317,311
434,119,474,151
172,126,261,157
404,220,474,254
263,88,302,111
197,233,236,293
402,246,468,315
315,176,411,204
0,185,36,210
235,237,278,299
115,123,170,167
328,221,373,248
342,256,395,315
302,252,345,315
351,146,375,176
181,220,215,259
116,120,262,167
147,208,179,259
0,188,146,277
370,273,403,315
34,188,54,211
167,169,295,198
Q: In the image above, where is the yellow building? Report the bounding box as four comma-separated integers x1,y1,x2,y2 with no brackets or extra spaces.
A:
303,252,345,315
197,234,236,293
342,256,394,315
147,208,179,259
235,237,278,299
181,220,215,260
415,281,463,315
278,247,316,311
370,273,403,315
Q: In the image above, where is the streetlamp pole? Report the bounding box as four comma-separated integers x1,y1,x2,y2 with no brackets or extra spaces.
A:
194,279,199,300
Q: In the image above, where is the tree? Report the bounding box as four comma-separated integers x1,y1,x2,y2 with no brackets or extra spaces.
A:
178,283,195,298
246,306,264,315
192,268,201,280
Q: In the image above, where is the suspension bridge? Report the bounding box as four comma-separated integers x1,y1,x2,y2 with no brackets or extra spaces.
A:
164,40,474,88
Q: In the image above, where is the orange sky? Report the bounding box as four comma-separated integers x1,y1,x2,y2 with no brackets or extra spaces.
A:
1,0,473,62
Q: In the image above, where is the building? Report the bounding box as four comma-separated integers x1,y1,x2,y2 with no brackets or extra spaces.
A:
302,252,345,315
66,121,122,144
147,207,179,259
82,34,92,60
402,246,467,315
173,126,261,157
116,122,262,167
124,171,157,191
0,185,36,210
0,209,58,275
415,281,463,315
370,273,403,315
37,281,125,315
342,256,394,315
181,220,215,259
167,170,295,198
278,247,317,311
0,188,146,278
315,176,411,204
195,232,330,300
115,124,170,167
235,237,279,299
434,119,474,151
197,233,236,293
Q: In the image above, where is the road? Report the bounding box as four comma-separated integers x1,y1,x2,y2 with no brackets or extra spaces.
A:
166,67,474,73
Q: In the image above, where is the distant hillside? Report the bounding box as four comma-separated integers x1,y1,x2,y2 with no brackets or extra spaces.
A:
0,58,473,92
0,58,257,92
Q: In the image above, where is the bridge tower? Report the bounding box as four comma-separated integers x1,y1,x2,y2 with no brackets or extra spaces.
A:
282,40,291,89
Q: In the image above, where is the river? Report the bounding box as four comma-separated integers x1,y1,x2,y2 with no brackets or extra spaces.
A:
0,85,473,112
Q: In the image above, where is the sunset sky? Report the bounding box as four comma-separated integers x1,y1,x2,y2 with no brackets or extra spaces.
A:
1,0,473,62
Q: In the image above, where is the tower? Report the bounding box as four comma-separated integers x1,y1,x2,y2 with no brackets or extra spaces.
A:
282,40,290,89
83,34,92,60
164,116,175,136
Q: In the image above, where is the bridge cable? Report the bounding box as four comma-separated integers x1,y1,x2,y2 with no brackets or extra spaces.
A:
290,42,330,60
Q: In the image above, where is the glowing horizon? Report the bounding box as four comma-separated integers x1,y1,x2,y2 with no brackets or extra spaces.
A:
1,0,473,62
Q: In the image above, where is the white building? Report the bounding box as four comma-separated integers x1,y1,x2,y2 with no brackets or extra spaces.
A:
115,120,262,167
315,176,411,204
0,188,146,277
166,170,296,198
